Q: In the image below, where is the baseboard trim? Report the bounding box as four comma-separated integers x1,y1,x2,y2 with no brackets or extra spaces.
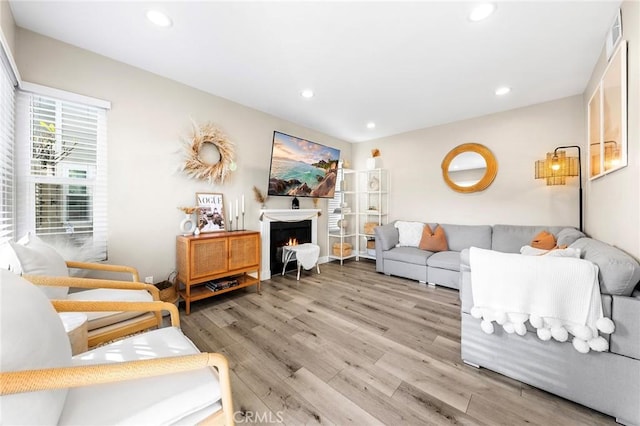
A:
463,359,480,369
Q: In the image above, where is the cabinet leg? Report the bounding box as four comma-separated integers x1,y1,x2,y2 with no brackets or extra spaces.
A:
185,300,191,315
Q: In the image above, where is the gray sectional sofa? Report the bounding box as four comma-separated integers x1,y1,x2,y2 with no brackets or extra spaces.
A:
374,222,580,289
374,222,640,425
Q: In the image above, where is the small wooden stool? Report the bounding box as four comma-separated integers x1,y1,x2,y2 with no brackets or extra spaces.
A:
282,243,320,280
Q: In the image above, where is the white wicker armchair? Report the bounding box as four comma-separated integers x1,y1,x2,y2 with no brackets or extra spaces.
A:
25,261,163,348
0,270,234,425
2,234,164,347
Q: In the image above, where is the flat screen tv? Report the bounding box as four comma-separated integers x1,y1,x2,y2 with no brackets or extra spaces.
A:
267,131,341,198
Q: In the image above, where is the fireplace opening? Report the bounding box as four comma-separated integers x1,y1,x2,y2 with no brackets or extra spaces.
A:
270,220,311,274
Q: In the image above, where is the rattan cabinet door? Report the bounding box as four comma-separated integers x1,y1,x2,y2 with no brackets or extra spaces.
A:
228,234,259,271
191,238,227,279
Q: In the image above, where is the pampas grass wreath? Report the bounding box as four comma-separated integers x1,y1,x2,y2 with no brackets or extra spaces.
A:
181,121,235,184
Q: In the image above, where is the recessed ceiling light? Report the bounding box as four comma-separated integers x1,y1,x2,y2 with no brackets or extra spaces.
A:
469,3,496,22
146,10,172,28
366,122,376,129
301,89,314,99
495,86,511,96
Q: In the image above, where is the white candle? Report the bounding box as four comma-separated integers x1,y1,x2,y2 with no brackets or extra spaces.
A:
236,199,239,218
242,194,245,214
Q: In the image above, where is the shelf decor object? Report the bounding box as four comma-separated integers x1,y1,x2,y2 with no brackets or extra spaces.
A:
177,206,198,236
196,192,226,232
181,121,235,184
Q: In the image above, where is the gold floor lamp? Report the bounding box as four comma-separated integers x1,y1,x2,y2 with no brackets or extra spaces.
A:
535,145,582,232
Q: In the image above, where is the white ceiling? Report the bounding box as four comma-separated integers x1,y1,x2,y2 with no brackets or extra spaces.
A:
9,1,621,143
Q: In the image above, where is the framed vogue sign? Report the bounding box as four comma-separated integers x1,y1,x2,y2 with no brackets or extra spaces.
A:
196,192,226,232
588,40,627,180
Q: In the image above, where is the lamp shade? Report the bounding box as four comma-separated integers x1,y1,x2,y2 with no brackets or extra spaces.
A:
535,151,578,186
534,145,583,232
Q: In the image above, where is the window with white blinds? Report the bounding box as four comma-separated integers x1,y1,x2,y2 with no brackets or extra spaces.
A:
15,89,108,261
0,45,16,245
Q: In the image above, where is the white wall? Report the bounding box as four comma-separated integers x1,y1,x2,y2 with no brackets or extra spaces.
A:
0,0,15,56
10,0,639,279
15,29,351,281
584,1,639,259
353,96,584,227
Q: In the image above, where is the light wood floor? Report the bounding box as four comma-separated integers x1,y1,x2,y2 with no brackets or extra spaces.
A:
180,260,615,425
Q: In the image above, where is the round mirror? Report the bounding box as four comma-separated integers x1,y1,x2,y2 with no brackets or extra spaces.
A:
441,143,497,193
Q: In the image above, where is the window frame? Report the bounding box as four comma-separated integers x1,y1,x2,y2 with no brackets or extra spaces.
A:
15,83,110,261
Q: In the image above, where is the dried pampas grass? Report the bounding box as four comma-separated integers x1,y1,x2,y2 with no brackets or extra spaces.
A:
178,206,198,214
181,121,235,184
253,186,266,204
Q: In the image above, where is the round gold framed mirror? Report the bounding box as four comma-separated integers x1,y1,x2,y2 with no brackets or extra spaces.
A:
441,143,497,193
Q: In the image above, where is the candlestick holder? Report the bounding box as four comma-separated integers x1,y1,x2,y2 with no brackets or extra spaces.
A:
241,212,245,231
229,218,233,232
235,215,239,231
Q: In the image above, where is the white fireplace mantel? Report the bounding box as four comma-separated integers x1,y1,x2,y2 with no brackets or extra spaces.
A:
259,209,320,280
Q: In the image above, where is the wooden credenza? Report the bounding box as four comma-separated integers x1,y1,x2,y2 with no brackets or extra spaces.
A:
176,231,261,314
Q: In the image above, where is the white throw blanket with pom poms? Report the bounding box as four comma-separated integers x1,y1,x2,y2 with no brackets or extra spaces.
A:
469,247,615,353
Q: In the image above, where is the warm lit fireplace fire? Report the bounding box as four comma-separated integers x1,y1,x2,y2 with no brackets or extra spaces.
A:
285,237,298,246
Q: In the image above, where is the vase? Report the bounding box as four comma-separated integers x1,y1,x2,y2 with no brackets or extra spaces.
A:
179,213,196,236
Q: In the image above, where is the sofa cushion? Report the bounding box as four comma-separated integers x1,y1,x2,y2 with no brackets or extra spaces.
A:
491,225,574,253
570,238,640,296
556,228,586,247
375,223,399,251
382,246,431,266
419,224,448,252
394,221,424,247
0,269,72,425
427,251,461,272
439,224,492,251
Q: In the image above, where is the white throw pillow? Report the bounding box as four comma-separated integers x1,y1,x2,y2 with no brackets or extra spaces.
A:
520,245,581,258
520,245,549,256
394,221,425,247
545,247,581,258
8,233,69,299
0,269,72,424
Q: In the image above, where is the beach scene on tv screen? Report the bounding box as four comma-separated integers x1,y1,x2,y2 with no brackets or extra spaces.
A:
268,132,340,198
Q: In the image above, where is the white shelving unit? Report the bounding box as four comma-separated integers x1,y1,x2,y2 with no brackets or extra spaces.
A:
327,168,357,264
356,168,389,261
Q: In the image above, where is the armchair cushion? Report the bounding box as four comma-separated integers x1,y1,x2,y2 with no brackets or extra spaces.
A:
8,234,69,299
67,288,154,330
0,270,72,425
62,327,222,425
